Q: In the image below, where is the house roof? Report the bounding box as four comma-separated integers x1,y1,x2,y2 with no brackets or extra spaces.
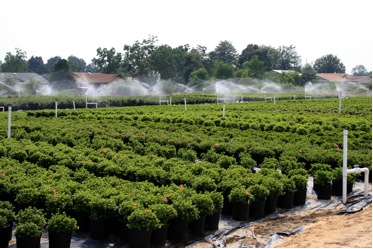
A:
316,73,371,83
73,72,122,84
0,72,50,84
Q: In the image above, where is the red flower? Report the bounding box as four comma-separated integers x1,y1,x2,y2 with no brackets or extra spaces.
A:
179,184,184,190
142,132,146,136
163,195,168,202
103,150,107,154
123,153,127,157
114,156,118,161
245,191,249,195
55,197,59,201
213,143,219,147
1,173,5,177
52,189,57,194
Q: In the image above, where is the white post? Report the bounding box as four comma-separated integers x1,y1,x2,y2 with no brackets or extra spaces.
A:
294,95,296,100
86,97,88,108
184,97,187,111
7,106,11,138
55,101,58,118
170,96,172,105
274,96,276,104
342,128,348,203
222,104,226,117
73,100,76,110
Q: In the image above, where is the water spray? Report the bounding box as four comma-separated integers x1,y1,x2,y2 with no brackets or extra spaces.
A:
184,97,187,111
338,91,342,114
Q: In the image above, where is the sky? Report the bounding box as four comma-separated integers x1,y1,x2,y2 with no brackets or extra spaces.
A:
0,0,372,74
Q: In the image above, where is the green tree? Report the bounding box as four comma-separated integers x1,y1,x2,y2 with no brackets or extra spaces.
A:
24,78,41,94
1,48,28,72
183,46,211,83
351,65,369,76
188,67,209,86
209,40,238,66
92,47,122,74
28,56,49,75
122,35,158,78
46,56,61,72
238,44,277,70
275,45,301,70
150,44,182,80
313,54,346,73
242,55,267,78
214,61,234,79
50,59,75,90
68,55,87,72
300,63,316,84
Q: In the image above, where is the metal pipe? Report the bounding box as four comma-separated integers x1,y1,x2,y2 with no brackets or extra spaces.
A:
342,128,370,203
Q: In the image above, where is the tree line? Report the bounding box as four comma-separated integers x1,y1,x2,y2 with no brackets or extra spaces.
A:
0,35,371,88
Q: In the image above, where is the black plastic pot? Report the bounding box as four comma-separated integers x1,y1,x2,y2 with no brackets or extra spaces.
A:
265,196,278,214
90,218,110,240
167,219,189,241
250,199,266,220
277,192,295,209
317,184,332,200
205,209,221,231
221,194,232,216
232,202,250,221
332,180,353,196
49,231,72,248
0,225,11,248
188,215,206,235
293,188,307,206
151,223,169,246
128,228,152,248
16,235,41,248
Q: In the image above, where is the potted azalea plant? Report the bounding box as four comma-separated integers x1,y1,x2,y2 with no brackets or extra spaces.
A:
126,208,161,248
249,184,270,219
15,207,46,248
229,186,254,221
205,191,223,230
262,176,283,214
0,201,15,247
314,170,334,200
149,203,177,246
189,193,214,235
277,176,296,209
47,212,79,248
290,174,308,205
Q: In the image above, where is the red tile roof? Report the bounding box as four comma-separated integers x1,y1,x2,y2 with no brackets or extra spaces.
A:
73,72,122,84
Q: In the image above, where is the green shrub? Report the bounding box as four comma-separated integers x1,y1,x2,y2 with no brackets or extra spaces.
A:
47,212,78,233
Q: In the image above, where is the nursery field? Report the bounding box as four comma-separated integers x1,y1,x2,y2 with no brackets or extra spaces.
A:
0,95,371,247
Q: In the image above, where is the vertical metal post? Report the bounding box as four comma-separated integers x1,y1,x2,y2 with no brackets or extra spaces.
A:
184,97,187,111
7,106,11,138
73,100,76,110
55,102,58,118
274,96,276,104
222,105,226,117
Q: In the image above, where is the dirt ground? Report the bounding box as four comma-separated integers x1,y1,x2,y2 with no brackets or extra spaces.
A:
276,205,372,248
188,181,372,249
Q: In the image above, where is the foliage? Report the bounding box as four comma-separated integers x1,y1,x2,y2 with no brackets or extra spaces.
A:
127,208,161,231
290,174,308,191
0,208,15,227
148,204,177,226
228,186,254,204
14,222,42,238
262,176,284,197
314,170,334,185
15,207,46,228
0,48,28,72
47,212,78,233
249,184,270,201
171,199,199,222
191,193,214,216
313,54,346,73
